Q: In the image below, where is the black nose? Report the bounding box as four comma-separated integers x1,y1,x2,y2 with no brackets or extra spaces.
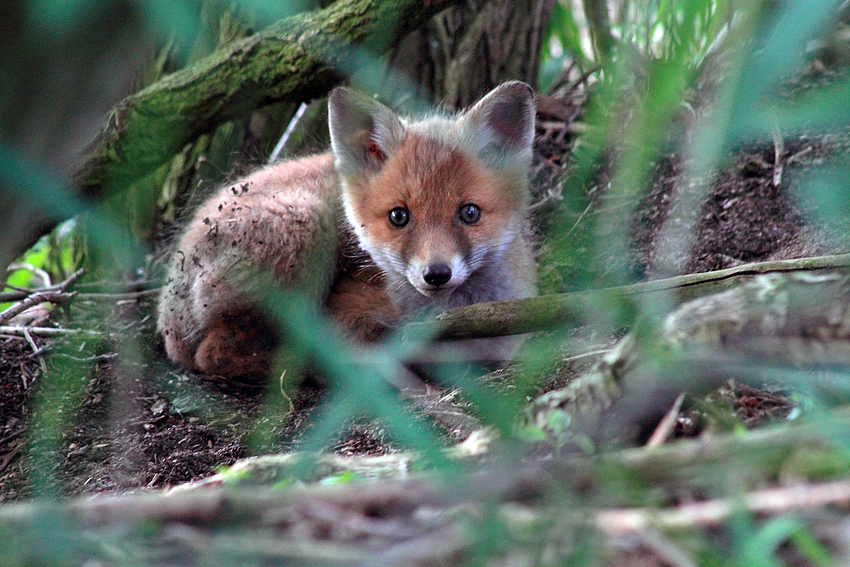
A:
423,263,452,287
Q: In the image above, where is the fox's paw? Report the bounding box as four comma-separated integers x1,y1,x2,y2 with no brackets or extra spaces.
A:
194,312,278,379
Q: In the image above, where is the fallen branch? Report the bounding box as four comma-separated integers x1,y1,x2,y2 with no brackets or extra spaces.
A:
528,268,850,448
595,479,850,534
0,269,84,325
407,253,850,340
0,326,101,338
0,268,85,304
0,294,74,326
2,413,849,566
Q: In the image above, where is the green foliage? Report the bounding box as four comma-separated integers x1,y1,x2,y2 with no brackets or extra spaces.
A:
540,0,736,88
727,514,830,567
260,291,452,470
534,0,850,561
318,470,360,485
540,1,591,91
27,0,320,60
2,220,81,306
4,0,850,564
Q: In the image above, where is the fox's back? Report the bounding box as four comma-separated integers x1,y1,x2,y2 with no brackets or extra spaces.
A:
157,153,342,371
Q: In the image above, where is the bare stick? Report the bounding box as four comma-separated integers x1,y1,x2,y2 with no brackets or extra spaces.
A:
22,327,48,375
595,479,850,534
644,393,685,448
74,289,161,302
771,116,784,187
0,269,84,326
0,326,100,338
0,292,75,325
0,268,86,303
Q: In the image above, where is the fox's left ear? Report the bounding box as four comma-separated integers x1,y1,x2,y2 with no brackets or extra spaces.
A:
328,87,405,178
462,81,536,169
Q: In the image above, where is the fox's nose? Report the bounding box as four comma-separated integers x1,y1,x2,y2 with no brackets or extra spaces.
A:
423,263,452,287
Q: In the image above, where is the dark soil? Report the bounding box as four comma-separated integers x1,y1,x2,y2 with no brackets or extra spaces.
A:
1,85,849,502
0,336,41,501
631,135,850,277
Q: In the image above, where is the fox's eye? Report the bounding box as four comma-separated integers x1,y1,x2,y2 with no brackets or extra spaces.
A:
388,207,410,228
458,203,481,225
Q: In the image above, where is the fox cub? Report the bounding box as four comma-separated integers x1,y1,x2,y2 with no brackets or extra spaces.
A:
157,81,537,378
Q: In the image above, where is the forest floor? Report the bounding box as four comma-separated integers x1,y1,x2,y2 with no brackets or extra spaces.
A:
2,70,850,565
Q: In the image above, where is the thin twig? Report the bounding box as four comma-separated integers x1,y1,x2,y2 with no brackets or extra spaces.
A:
6,262,52,288
49,352,119,362
0,291,75,325
75,289,161,302
771,116,784,187
1,283,37,295
1,280,71,303
73,279,154,293
595,479,850,534
268,102,309,163
645,393,686,448
567,66,599,92
0,326,101,338
0,268,84,325
544,60,577,94
561,348,613,364
0,444,23,475
2,284,158,305
561,198,594,239
22,327,47,375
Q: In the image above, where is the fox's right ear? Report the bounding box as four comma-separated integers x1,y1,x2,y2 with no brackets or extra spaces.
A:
462,81,536,171
328,88,405,178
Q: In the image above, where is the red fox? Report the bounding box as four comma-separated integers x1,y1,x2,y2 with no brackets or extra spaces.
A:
157,81,537,378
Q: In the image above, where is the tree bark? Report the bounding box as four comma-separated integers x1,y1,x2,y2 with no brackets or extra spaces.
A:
388,0,556,109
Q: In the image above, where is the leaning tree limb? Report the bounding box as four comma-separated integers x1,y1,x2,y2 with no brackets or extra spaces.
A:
73,0,462,201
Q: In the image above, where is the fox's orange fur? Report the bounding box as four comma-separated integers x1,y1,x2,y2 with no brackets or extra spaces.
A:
157,82,537,378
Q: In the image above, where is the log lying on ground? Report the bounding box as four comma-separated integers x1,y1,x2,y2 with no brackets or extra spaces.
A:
408,253,850,340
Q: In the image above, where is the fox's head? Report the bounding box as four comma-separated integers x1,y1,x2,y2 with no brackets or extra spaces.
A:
328,82,535,303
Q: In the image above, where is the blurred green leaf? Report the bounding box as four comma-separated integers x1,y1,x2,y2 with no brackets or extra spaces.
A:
729,0,846,143
732,515,804,567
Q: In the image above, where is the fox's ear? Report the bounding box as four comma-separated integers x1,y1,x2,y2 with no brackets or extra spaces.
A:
328,88,405,178
462,81,536,169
